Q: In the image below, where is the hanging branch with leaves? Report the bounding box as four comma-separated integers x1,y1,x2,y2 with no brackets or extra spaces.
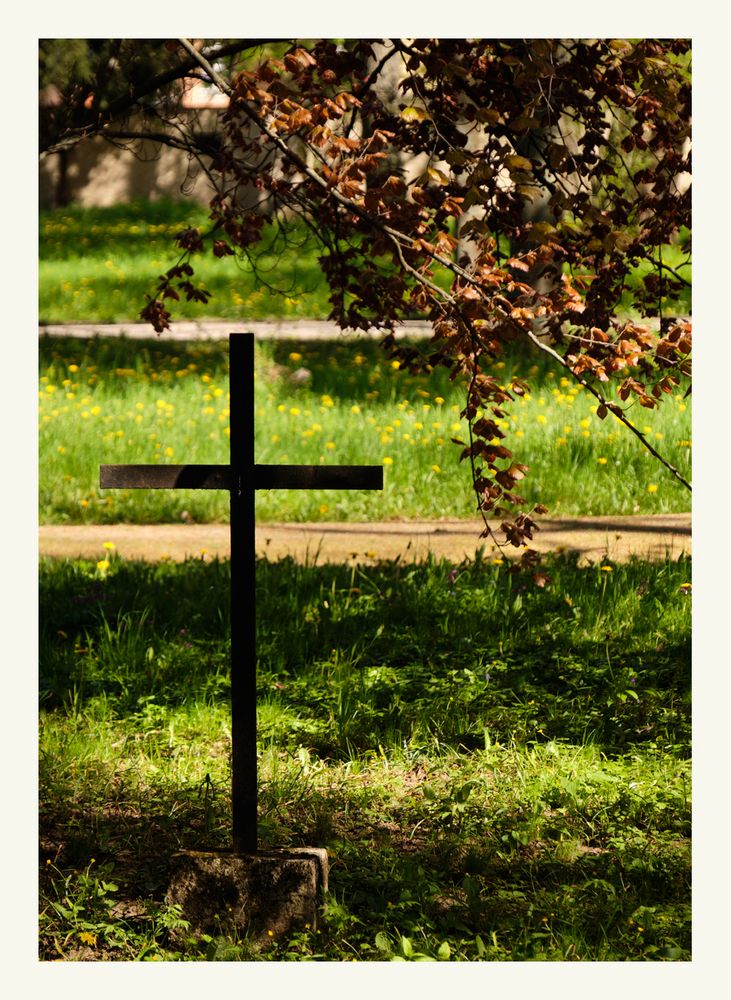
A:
136,37,691,553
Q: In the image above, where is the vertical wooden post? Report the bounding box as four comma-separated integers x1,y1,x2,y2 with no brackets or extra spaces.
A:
229,333,258,853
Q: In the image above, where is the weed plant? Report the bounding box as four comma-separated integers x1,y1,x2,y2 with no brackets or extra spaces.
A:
39,551,691,961
39,335,691,524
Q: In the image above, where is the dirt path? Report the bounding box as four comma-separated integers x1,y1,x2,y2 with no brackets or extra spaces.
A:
39,513,691,565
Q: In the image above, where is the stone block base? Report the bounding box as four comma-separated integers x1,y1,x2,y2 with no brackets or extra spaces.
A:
165,848,328,944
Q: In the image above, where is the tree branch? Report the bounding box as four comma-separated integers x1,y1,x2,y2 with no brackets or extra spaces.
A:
177,36,692,496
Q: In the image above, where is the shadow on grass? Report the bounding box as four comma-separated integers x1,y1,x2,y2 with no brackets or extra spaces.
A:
40,552,691,754
39,551,691,959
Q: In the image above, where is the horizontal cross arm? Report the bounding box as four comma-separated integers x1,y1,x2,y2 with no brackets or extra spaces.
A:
100,464,383,491
254,464,383,490
100,465,232,489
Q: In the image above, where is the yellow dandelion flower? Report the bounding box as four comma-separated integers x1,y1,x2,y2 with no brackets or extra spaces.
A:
289,352,302,362
325,441,336,450
96,559,110,572
103,541,116,550
290,407,301,416
165,447,174,457
600,565,613,572
435,396,445,405
597,457,608,465
647,483,658,493
383,456,393,465
68,364,79,373
319,504,329,514
79,499,89,508
431,464,441,473
351,404,361,414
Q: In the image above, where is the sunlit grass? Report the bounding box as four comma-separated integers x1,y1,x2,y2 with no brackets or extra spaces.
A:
39,201,332,323
39,335,692,524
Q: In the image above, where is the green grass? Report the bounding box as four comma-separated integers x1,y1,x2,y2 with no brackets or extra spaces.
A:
39,334,692,524
40,201,333,323
39,200,691,325
39,551,691,961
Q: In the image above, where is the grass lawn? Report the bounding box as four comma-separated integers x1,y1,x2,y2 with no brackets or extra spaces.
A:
39,551,691,961
39,200,691,325
40,201,334,324
39,334,691,525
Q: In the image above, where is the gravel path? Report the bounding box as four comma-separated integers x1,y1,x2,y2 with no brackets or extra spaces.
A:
39,513,691,565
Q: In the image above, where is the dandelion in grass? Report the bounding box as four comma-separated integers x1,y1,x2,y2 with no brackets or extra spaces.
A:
383,457,393,465
103,541,115,551
647,484,658,493
432,465,441,474
597,457,608,465
600,566,613,573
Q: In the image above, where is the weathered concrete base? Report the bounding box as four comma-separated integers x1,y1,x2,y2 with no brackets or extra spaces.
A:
165,848,328,944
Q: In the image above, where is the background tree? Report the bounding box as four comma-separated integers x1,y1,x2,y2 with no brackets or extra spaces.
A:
41,38,692,552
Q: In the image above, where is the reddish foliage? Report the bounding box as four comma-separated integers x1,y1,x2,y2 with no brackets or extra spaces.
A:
140,38,692,550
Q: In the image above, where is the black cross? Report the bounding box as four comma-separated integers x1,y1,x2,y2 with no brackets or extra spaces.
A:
100,333,383,853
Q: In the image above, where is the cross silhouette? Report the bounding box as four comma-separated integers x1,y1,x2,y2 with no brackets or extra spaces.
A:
100,333,383,853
